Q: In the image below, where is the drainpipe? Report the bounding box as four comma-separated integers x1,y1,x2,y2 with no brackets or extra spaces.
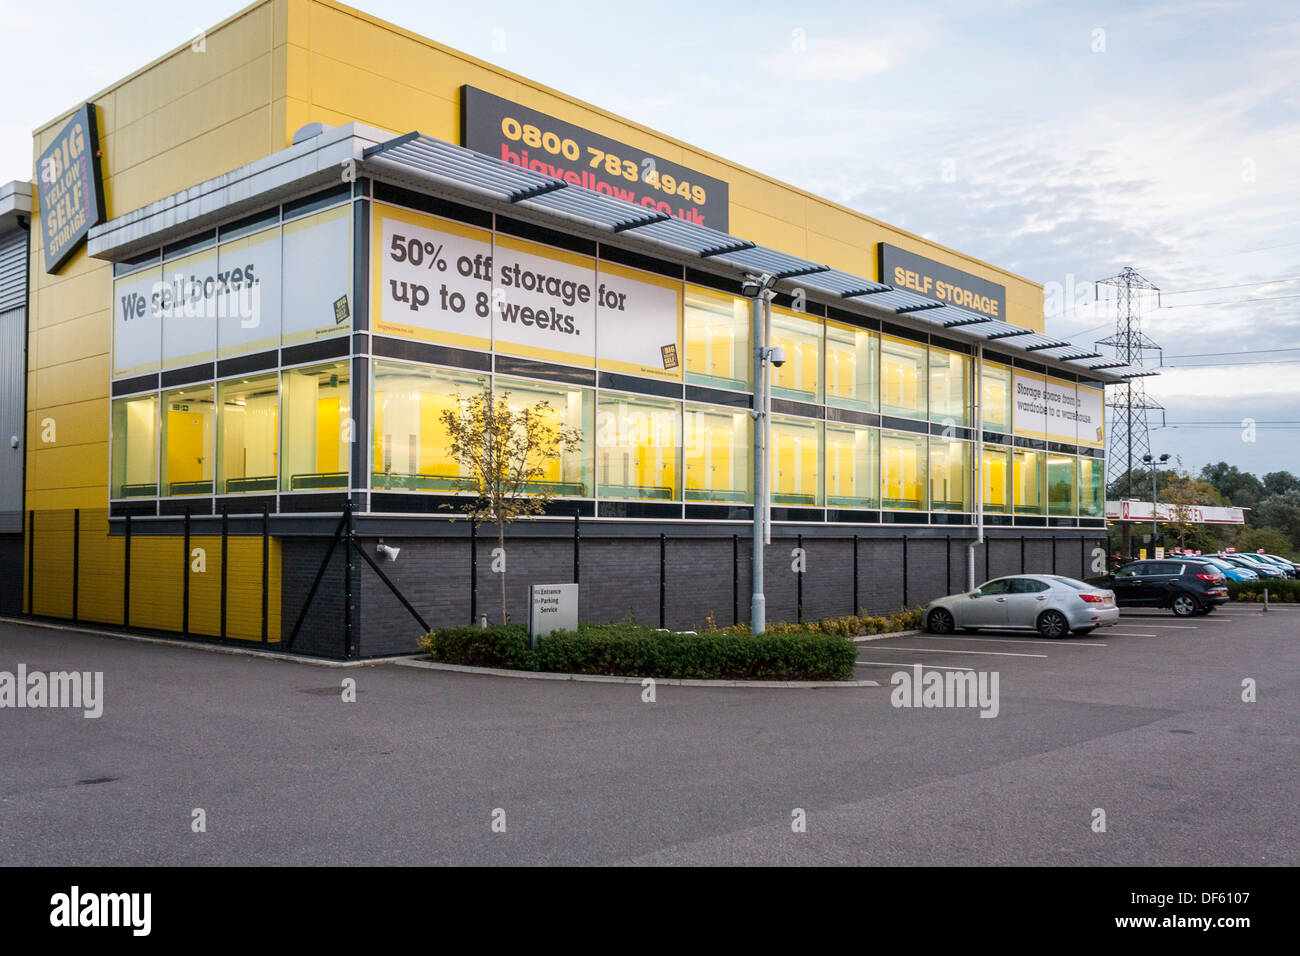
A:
969,342,984,591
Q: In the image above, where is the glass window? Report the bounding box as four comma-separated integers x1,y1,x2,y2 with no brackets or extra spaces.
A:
596,394,681,500
929,348,970,426
769,308,822,403
982,444,1011,513
217,373,279,494
881,336,927,419
1013,448,1044,514
280,363,350,492
372,361,487,491
770,415,822,506
1079,456,1104,517
978,578,1013,595
981,361,1012,433
825,422,878,508
825,320,878,412
929,438,970,511
161,385,215,496
1048,455,1076,515
496,376,594,497
881,430,927,510
110,394,158,498
684,404,752,503
684,286,750,391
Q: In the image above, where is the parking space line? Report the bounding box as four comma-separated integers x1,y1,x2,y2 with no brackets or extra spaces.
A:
1106,631,1161,637
1116,623,1198,629
915,635,1107,648
859,645,1048,658
856,661,977,670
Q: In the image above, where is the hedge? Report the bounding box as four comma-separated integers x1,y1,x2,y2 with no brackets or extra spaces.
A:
417,609,921,681
1227,579,1300,602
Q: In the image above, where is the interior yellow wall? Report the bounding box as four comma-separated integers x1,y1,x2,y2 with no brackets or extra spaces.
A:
285,0,1043,329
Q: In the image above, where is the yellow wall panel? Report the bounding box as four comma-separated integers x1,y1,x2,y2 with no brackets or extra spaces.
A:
28,510,75,617
34,354,110,408
728,206,807,257
127,537,185,632
29,443,109,492
35,311,110,367
24,398,108,451
75,514,125,625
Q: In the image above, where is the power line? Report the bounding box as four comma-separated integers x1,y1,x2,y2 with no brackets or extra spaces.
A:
1162,274,1300,295
1160,291,1300,309
1162,346,1300,359
1155,238,1300,270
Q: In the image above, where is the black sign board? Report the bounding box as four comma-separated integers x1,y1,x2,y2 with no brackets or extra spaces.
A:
36,103,106,274
461,86,729,231
879,242,1006,320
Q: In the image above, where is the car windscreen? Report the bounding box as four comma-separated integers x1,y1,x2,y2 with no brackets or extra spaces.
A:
1051,577,1091,590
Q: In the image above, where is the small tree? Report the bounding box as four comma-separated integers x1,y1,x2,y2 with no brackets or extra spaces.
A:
440,385,583,624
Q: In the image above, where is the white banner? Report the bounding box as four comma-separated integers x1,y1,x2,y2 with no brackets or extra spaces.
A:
217,226,281,357
492,236,596,366
596,261,681,380
283,204,351,345
1012,371,1048,439
1076,385,1105,447
113,266,163,378
1044,376,1079,444
373,207,494,349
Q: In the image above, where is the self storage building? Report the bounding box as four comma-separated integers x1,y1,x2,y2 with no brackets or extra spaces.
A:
12,0,1149,657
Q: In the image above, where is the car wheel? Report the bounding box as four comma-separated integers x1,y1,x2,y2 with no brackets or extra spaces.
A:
927,608,955,634
1171,593,1200,617
1037,610,1069,638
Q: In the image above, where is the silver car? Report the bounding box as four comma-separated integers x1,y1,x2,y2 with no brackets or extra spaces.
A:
923,574,1119,638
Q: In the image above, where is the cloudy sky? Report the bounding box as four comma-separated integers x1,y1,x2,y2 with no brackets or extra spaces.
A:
3,0,1297,477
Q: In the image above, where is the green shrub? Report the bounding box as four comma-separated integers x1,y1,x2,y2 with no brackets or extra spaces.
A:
1227,579,1300,602
420,620,859,680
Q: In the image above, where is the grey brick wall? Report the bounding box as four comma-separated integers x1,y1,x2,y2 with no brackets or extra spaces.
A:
278,520,1109,658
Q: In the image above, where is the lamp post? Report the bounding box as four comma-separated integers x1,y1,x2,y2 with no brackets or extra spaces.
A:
744,272,778,633
1141,452,1170,554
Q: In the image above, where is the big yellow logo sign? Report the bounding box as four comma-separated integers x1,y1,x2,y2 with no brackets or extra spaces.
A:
36,103,105,274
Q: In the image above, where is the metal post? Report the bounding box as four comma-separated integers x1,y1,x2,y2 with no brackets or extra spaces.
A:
26,510,34,615
1051,537,1057,574
1152,465,1159,552
852,535,859,616
220,507,229,640
796,533,804,623
1080,536,1086,578
659,533,666,629
470,519,478,626
1263,588,1269,613
72,509,80,623
344,501,355,659
1020,535,1026,574
750,292,766,633
945,533,951,595
123,513,132,628
902,537,909,607
261,503,270,643
969,341,984,591
732,534,739,625
183,508,191,638
573,509,580,583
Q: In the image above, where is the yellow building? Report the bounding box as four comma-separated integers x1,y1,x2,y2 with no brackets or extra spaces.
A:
12,0,1133,655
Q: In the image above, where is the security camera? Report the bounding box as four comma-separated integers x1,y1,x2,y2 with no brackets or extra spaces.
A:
769,346,787,368
741,273,775,298
376,540,400,562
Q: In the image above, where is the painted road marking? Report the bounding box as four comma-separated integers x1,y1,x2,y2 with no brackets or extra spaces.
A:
1106,631,1161,637
917,635,1107,648
860,645,1048,658
856,661,977,670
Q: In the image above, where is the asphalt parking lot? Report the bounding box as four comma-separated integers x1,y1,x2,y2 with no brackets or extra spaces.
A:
0,603,1296,866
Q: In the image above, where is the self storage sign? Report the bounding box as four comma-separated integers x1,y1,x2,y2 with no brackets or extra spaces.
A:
879,243,1006,320
36,103,106,273
461,86,729,231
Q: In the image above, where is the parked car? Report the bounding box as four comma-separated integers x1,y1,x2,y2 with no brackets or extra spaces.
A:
923,574,1118,638
1193,555,1258,582
1218,554,1290,579
1091,559,1229,616
1244,553,1297,577
1259,553,1300,573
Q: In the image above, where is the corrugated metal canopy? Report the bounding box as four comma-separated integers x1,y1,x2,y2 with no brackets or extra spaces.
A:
360,131,1146,383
